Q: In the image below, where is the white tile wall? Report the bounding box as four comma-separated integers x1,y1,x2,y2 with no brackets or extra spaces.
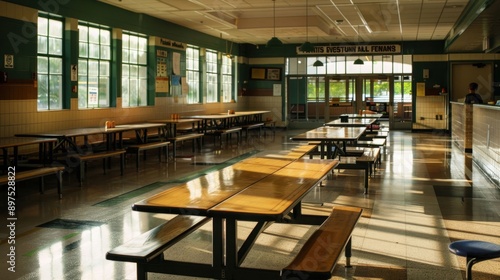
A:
413,95,448,130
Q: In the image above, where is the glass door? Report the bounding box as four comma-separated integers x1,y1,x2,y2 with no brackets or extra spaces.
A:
392,75,413,129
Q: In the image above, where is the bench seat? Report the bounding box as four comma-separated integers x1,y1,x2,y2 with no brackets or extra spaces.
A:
241,122,264,139
205,127,242,146
126,141,170,171
106,215,210,280
167,133,204,159
355,138,386,156
78,149,126,185
336,147,380,194
282,206,363,279
0,166,65,198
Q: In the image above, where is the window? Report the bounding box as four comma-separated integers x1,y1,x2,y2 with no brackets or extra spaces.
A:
221,55,233,102
206,49,218,103
122,32,147,107
37,15,63,110
186,46,200,104
78,23,111,108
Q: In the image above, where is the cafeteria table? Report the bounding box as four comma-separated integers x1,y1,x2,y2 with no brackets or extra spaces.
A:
131,157,339,279
290,126,366,158
324,118,377,128
16,123,165,154
0,137,57,167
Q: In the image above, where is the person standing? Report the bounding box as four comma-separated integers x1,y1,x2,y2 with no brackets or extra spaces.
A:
464,82,483,104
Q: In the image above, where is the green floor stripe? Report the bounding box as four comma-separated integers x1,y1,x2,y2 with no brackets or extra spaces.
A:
24,232,79,257
93,181,168,207
94,150,260,207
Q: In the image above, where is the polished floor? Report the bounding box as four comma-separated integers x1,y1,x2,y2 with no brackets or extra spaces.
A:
1,128,499,280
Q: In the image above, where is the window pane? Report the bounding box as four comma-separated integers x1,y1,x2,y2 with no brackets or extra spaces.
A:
38,17,48,36
38,36,48,54
49,57,62,74
38,57,48,73
49,19,62,38
78,23,111,108
122,32,148,107
48,37,62,55
37,15,63,110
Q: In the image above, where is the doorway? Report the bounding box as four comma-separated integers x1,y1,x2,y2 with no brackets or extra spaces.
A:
287,75,412,129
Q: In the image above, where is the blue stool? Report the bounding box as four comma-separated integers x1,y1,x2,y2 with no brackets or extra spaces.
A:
448,240,500,280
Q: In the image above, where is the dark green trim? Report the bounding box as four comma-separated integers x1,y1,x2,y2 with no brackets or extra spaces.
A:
63,27,76,107
444,0,494,51
110,36,121,107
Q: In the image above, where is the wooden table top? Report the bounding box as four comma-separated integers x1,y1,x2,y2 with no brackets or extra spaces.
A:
132,157,337,220
341,113,383,119
189,111,269,119
209,159,338,220
148,119,199,124
0,137,57,148
290,126,366,142
325,118,377,127
16,123,165,138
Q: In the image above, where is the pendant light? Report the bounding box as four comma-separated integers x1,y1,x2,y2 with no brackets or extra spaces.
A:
313,36,323,66
299,0,315,52
354,58,364,65
267,0,283,47
353,25,364,65
313,58,323,67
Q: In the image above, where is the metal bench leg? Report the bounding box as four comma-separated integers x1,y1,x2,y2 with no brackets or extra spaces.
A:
345,238,352,267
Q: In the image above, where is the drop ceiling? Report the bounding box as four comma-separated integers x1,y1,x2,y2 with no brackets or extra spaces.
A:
98,0,499,53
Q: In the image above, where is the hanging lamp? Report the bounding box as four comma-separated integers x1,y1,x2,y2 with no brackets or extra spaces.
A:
353,25,364,65
299,0,314,52
313,59,323,67
267,0,283,47
353,58,364,65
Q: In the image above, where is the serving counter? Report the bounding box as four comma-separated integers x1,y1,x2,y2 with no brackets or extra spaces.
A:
471,104,500,188
451,102,473,152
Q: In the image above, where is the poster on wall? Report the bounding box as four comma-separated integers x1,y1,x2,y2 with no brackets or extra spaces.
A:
417,82,425,96
173,52,181,75
88,87,98,105
157,57,167,77
156,77,169,93
181,77,188,94
273,84,281,96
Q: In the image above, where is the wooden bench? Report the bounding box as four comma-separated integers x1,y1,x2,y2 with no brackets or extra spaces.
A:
0,166,65,199
106,215,210,280
78,149,126,185
205,127,242,146
167,133,204,159
336,147,381,194
281,206,363,280
355,138,386,154
126,141,170,171
241,122,264,139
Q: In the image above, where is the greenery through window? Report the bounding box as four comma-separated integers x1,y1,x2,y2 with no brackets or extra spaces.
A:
78,22,111,108
221,55,233,102
206,49,218,103
186,46,200,104
122,32,147,107
37,15,63,110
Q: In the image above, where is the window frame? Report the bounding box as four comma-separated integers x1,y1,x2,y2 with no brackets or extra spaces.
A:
77,21,112,109
37,13,64,111
121,31,148,107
